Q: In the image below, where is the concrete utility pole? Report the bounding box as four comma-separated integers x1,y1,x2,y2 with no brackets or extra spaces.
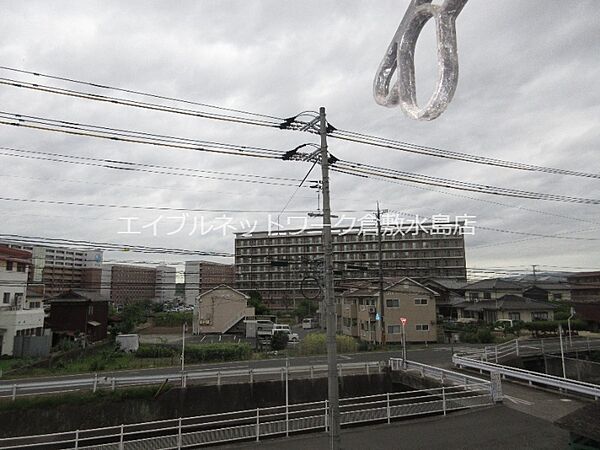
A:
319,106,341,450
532,264,538,283
376,202,386,346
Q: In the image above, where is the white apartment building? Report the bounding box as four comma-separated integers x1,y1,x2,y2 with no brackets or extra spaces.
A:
0,247,45,356
156,265,177,303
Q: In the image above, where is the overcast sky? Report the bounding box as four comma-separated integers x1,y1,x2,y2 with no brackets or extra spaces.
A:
0,0,598,276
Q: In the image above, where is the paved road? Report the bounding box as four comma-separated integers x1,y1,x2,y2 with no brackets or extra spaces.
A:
214,406,569,450
1,341,590,425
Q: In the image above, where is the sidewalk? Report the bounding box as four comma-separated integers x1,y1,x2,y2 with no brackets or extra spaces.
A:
215,406,569,450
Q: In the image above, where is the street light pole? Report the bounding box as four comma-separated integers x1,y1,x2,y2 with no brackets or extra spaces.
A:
558,324,567,379
319,106,341,450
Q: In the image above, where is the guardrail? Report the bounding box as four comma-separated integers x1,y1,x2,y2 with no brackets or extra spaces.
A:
459,337,600,364
0,382,493,449
389,358,491,387
0,361,386,401
453,354,600,400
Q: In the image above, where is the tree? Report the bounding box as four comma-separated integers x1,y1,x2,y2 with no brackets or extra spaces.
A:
295,299,313,319
271,331,289,351
248,291,271,315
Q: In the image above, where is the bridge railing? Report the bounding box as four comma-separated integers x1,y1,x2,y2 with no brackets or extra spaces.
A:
468,336,600,363
0,383,493,449
0,361,387,401
453,354,600,400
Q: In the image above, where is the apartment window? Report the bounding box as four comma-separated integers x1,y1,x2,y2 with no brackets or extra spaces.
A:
388,325,401,334
532,311,549,321
386,299,400,308
17,263,26,272
416,324,430,331
6,261,13,271
414,298,428,305
3,293,10,304
483,292,492,300
553,293,563,300
508,312,521,321
469,293,479,301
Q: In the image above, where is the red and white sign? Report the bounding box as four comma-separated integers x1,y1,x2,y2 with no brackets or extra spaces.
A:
400,317,407,326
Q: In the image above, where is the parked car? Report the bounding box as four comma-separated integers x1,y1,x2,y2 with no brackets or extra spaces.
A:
271,324,299,342
302,318,318,329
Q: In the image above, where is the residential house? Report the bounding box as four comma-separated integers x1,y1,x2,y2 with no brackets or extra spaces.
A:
463,279,523,301
422,278,467,319
193,285,254,334
0,247,46,356
454,295,556,324
48,290,109,343
338,278,439,344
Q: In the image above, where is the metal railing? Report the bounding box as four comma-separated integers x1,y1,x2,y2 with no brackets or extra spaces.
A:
453,354,600,400
0,383,493,449
466,337,600,363
453,336,600,400
389,358,491,387
0,361,386,400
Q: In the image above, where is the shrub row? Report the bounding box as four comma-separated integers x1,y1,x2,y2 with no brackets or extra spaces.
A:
135,343,252,363
153,312,193,327
298,333,358,356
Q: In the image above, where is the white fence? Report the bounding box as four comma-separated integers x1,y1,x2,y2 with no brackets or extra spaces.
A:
468,337,600,364
0,383,493,449
0,361,386,401
453,354,600,400
453,337,600,400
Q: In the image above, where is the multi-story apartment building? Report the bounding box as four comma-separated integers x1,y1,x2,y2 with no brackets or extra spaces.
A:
234,227,466,310
0,241,103,298
568,272,600,303
184,261,236,306
338,278,439,344
100,264,177,305
156,265,177,303
0,247,45,355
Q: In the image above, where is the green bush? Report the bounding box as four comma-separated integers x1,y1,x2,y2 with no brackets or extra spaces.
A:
298,333,358,356
153,312,193,327
524,319,588,335
185,343,252,363
135,344,178,358
460,327,494,344
271,331,289,351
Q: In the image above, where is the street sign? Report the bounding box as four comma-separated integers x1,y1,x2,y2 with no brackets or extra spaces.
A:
375,313,381,321
400,317,407,325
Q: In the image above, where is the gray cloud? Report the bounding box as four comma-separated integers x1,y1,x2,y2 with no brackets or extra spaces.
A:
0,0,598,272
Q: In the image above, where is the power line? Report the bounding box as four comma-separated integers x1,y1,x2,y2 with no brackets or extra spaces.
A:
0,111,284,159
0,196,366,214
0,71,283,126
330,160,600,205
0,234,232,257
1,67,597,180
0,146,315,188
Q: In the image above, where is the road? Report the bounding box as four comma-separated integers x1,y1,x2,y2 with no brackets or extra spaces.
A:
0,341,590,425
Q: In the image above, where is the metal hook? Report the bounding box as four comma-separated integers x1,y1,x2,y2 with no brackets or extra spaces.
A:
374,0,468,121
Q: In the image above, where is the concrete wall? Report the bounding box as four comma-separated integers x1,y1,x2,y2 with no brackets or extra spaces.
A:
13,333,52,358
0,373,404,437
0,308,45,356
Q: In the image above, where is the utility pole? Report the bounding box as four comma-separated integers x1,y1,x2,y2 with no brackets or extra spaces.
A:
181,321,186,373
319,106,341,450
376,202,385,346
532,265,538,283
